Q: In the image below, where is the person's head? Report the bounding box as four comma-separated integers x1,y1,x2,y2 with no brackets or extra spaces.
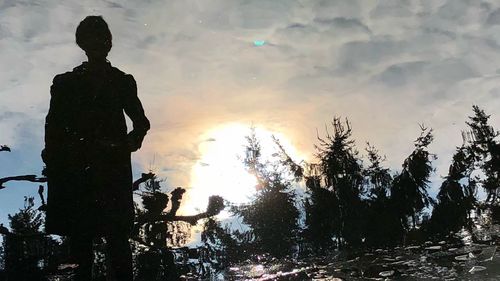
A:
75,16,112,61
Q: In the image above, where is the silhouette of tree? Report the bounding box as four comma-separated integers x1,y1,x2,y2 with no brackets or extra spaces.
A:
303,173,339,251
201,218,242,269
314,118,364,247
391,125,435,230
132,173,224,280
362,144,403,246
133,174,189,281
464,105,500,203
364,144,392,200
2,197,59,281
428,145,476,237
234,129,300,257
0,175,46,190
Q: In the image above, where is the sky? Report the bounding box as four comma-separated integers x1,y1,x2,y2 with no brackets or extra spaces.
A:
2,0,500,227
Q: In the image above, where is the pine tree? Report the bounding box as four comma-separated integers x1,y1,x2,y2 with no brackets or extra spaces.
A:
464,105,500,203
235,129,300,257
364,144,391,200
303,173,339,251
313,118,364,247
429,145,476,236
362,144,403,246
2,197,58,281
132,173,224,280
391,125,435,230
201,218,245,269
133,175,190,281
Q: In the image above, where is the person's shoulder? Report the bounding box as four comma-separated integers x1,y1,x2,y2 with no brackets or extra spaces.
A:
110,66,134,80
109,66,136,86
52,64,85,85
52,72,73,85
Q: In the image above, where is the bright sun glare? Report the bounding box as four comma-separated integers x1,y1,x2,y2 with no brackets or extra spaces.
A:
181,123,302,216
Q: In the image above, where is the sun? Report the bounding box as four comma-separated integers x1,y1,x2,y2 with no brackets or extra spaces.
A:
180,123,303,216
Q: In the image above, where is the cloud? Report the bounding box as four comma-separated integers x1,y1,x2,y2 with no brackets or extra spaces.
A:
370,0,414,18
335,38,408,73
486,8,500,25
375,58,477,91
314,17,372,35
3,0,500,221
376,60,429,87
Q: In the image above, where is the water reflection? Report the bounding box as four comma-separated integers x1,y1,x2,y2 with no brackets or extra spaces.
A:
222,226,499,280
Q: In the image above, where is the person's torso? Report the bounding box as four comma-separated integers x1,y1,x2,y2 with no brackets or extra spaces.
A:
56,63,130,163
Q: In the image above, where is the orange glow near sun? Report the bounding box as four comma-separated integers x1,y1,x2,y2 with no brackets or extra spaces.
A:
180,123,303,216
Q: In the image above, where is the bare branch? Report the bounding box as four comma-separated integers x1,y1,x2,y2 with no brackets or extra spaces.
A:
0,175,47,190
137,195,224,226
132,172,155,191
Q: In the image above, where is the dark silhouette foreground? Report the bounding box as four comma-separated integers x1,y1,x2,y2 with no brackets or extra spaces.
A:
42,15,150,281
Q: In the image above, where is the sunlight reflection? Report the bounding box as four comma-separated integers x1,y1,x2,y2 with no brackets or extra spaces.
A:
181,123,303,217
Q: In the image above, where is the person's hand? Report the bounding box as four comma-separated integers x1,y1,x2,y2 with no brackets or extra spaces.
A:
41,148,48,164
127,131,144,152
41,149,51,177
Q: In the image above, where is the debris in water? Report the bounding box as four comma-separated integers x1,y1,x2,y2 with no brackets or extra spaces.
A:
425,245,442,251
379,270,395,277
468,266,487,274
454,254,469,261
57,264,79,271
249,264,265,278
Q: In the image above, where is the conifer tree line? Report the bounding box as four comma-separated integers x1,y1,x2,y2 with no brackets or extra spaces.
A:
203,105,500,261
1,105,500,280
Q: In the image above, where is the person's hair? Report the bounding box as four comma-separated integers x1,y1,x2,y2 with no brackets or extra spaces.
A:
75,16,112,53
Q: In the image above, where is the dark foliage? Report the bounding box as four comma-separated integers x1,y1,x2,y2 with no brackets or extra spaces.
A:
428,145,476,237
303,175,338,251
234,129,300,257
363,145,402,247
363,144,392,200
391,125,435,230
133,175,190,281
464,105,500,203
4,106,500,278
312,118,364,247
201,218,242,268
2,197,60,281
238,173,300,256
132,173,225,280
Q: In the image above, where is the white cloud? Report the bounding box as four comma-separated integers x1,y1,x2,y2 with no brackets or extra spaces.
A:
3,0,500,220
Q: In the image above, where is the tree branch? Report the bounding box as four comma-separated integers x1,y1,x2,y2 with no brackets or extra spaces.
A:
0,175,47,190
166,187,185,217
136,195,224,226
0,145,11,152
132,172,155,191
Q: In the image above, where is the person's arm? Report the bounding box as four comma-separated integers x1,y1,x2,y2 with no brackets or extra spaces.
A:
43,75,66,170
123,74,150,152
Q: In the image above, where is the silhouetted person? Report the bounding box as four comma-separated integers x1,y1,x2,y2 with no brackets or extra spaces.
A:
42,16,150,281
